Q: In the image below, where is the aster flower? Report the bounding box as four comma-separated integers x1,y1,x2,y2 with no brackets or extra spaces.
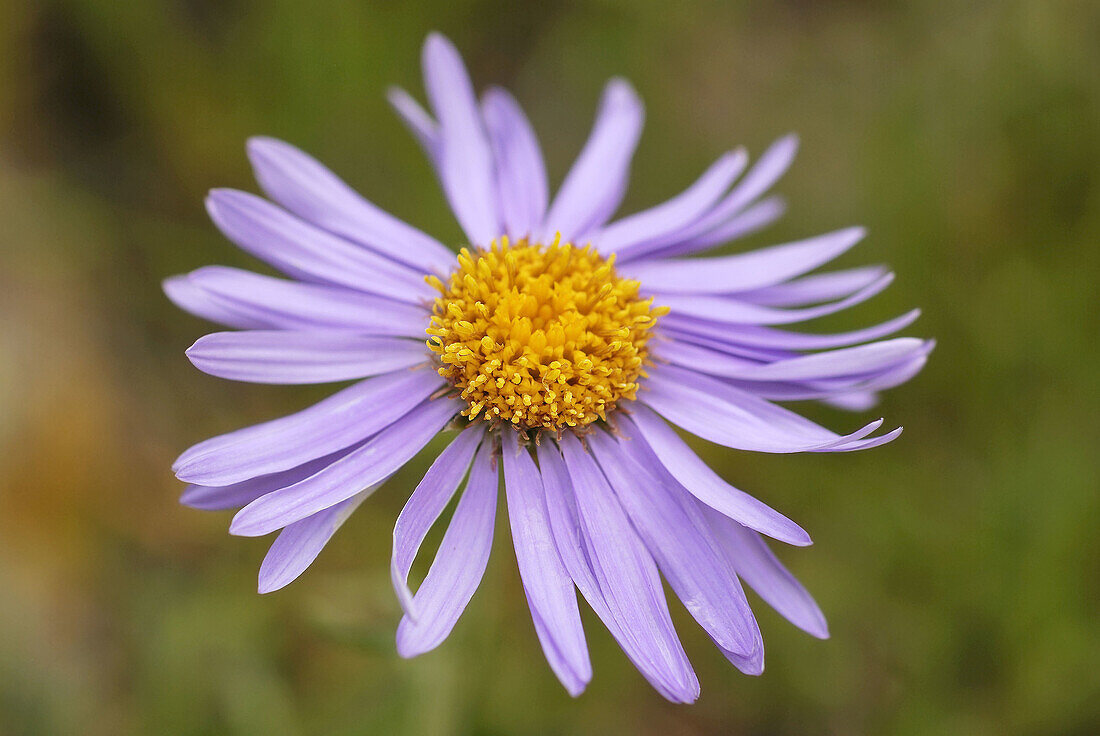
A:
166,33,930,702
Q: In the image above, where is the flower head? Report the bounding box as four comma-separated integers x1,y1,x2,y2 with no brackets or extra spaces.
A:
167,32,931,702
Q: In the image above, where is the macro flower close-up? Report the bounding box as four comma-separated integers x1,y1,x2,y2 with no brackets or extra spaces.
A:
165,33,930,702
7,2,1100,733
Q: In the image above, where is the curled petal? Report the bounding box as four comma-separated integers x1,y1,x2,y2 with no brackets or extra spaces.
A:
258,488,374,594
391,423,486,617
396,441,498,656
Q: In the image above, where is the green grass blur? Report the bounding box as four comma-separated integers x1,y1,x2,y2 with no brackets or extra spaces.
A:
1,1,1098,733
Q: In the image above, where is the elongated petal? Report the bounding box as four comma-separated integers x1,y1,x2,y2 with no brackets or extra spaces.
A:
387,86,440,160
391,423,486,617
594,150,747,256
257,488,374,594
660,308,921,351
657,337,928,384
737,265,888,307
655,272,893,326
558,433,699,703
678,197,789,254
246,137,456,274
482,87,549,239
186,331,427,384
163,275,266,329
422,33,500,245
537,444,691,701
679,134,799,242
622,406,810,545
501,431,591,696
589,430,759,657
641,196,787,260
185,266,429,336
180,446,356,511
702,504,828,639
175,368,444,486
725,338,929,382
396,441,498,656
231,397,461,536
661,348,929,405
645,365,893,453
206,189,431,302
540,79,644,241
623,227,865,296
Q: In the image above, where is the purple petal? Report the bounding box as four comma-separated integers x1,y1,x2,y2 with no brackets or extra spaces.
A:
391,423,487,617
592,150,748,256
822,392,879,412
702,504,828,639
186,331,428,384
558,433,699,703
245,137,456,274
644,365,894,453
680,134,799,241
163,275,266,329
422,33,501,245
657,337,928,383
500,431,591,696
642,196,787,260
717,629,765,676
230,397,462,537
184,266,429,336
654,272,894,326
736,265,889,307
537,444,691,701
623,226,866,296
679,196,789,253
206,189,432,302
621,405,810,546
387,86,440,160
482,87,549,239
660,308,921,351
723,338,929,382
257,488,373,594
174,368,444,486
180,446,356,511
588,429,760,657
396,441,498,656
540,79,644,242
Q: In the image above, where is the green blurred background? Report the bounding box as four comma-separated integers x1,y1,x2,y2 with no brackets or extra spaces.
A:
2,1,1098,733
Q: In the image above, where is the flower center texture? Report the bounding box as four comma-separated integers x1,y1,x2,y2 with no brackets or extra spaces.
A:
427,236,667,431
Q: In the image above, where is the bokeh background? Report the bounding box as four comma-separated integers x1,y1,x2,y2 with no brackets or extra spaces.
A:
2,1,1099,734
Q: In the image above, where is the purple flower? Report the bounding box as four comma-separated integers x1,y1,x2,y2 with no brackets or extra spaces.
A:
166,33,930,702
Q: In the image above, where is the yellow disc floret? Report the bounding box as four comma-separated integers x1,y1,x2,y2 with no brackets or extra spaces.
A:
426,236,667,431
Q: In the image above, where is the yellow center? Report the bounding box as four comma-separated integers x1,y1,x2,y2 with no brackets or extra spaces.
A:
426,236,667,431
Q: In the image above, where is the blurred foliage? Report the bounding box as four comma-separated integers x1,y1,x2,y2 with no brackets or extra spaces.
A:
1,0,1099,734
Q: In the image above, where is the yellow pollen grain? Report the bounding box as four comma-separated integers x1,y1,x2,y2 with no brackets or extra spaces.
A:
426,235,668,431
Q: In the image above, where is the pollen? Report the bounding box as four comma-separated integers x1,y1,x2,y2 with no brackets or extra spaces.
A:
426,236,667,431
